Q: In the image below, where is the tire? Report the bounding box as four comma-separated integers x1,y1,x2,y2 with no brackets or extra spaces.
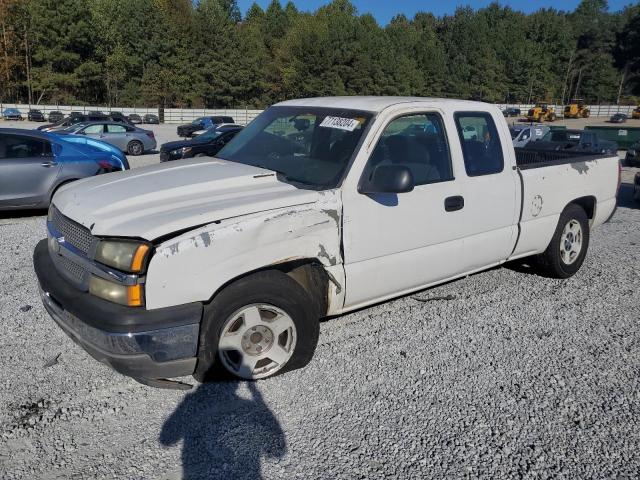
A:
194,270,320,382
127,140,144,156
536,204,590,279
583,110,590,118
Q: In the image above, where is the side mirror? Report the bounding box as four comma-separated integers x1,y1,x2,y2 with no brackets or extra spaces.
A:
359,165,415,194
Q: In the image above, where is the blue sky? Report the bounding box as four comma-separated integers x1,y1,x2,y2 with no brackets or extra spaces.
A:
237,0,636,24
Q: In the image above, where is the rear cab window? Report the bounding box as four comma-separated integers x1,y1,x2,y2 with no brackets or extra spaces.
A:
454,112,504,176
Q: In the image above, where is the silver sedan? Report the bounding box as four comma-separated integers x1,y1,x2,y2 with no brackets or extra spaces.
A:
57,121,157,155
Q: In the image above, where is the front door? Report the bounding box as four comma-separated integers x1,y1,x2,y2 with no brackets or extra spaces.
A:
0,133,59,208
342,112,467,308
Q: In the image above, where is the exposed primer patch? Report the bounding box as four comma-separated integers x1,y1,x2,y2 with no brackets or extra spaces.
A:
199,231,212,248
571,161,593,175
317,243,337,266
321,209,340,227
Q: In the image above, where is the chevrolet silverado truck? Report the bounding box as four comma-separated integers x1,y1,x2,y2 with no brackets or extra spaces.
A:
34,97,620,387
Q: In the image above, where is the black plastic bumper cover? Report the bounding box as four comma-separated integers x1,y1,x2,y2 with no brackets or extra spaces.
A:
33,239,202,379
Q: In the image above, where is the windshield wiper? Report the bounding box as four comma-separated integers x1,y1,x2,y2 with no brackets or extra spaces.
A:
252,163,314,187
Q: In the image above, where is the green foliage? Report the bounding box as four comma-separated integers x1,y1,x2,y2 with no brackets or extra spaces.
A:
0,0,636,107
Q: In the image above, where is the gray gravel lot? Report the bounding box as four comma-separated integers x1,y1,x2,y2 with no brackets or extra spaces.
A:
0,120,639,479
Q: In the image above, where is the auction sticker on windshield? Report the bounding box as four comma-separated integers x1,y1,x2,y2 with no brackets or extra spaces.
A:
320,116,360,132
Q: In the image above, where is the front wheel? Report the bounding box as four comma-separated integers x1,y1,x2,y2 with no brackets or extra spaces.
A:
194,270,320,382
536,204,590,278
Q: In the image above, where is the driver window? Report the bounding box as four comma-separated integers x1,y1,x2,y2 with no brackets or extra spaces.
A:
83,124,104,135
367,113,454,186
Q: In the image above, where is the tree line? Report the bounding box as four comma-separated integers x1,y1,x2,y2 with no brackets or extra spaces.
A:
0,0,639,108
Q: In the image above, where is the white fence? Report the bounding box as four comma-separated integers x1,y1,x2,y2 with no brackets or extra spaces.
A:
1,102,637,123
497,104,636,117
0,104,262,125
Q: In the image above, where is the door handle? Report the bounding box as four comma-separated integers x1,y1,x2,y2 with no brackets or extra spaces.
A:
41,161,58,167
444,196,464,212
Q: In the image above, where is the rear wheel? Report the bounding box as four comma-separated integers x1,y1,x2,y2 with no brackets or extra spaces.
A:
127,140,144,156
536,204,590,278
194,270,320,382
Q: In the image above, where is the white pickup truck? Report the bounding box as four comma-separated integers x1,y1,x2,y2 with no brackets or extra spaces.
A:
34,97,620,387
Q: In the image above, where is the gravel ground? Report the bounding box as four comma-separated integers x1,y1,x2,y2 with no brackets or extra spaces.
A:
0,120,639,479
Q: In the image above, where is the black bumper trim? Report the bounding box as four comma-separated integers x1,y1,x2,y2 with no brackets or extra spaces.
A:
33,239,202,333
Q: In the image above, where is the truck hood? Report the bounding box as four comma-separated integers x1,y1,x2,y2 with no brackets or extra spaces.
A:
53,158,320,240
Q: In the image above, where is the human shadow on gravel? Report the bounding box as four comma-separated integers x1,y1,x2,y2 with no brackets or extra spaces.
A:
159,381,286,480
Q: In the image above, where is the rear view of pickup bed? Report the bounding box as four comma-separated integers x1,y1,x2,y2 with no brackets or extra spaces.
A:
34,97,620,386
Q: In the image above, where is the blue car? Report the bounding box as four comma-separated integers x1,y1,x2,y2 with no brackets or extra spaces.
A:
0,128,129,210
2,108,23,121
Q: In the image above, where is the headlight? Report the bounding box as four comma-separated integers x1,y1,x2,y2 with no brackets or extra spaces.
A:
89,275,144,306
170,146,192,157
95,240,150,272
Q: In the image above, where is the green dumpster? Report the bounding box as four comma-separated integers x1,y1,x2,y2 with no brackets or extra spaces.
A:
584,125,640,149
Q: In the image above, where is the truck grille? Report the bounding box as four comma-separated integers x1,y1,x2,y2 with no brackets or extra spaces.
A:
55,254,86,283
50,206,95,255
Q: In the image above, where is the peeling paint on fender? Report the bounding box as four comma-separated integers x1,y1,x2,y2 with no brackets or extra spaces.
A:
147,190,344,310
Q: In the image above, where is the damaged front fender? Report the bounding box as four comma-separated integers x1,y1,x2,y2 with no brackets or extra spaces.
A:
145,190,344,312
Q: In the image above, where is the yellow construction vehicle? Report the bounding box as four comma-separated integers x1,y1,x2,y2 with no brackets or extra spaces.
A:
526,103,556,122
632,106,640,120
564,99,590,119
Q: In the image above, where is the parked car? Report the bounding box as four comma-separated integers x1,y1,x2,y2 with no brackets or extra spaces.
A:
609,113,627,124
33,97,620,387
88,110,105,116
626,141,639,166
143,114,159,124
2,108,23,121
527,129,618,155
0,128,128,210
48,110,64,123
109,112,131,124
28,109,46,122
38,113,111,132
55,121,156,155
128,114,142,124
192,123,242,138
502,107,521,117
510,124,550,148
177,116,234,137
160,124,243,162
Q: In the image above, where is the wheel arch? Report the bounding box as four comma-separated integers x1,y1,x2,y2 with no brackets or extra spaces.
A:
568,195,596,222
205,258,334,318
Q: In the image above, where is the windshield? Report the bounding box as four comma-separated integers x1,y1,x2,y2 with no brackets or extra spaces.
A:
216,106,373,189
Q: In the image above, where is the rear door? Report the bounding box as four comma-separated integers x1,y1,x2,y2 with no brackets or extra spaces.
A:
0,134,60,208
452,111,519,270
103,123,130,150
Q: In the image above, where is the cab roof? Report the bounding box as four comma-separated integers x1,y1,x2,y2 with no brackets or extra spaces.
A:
275,96,491,113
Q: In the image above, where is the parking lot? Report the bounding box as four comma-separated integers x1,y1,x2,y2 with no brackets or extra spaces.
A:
1,119,639,479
